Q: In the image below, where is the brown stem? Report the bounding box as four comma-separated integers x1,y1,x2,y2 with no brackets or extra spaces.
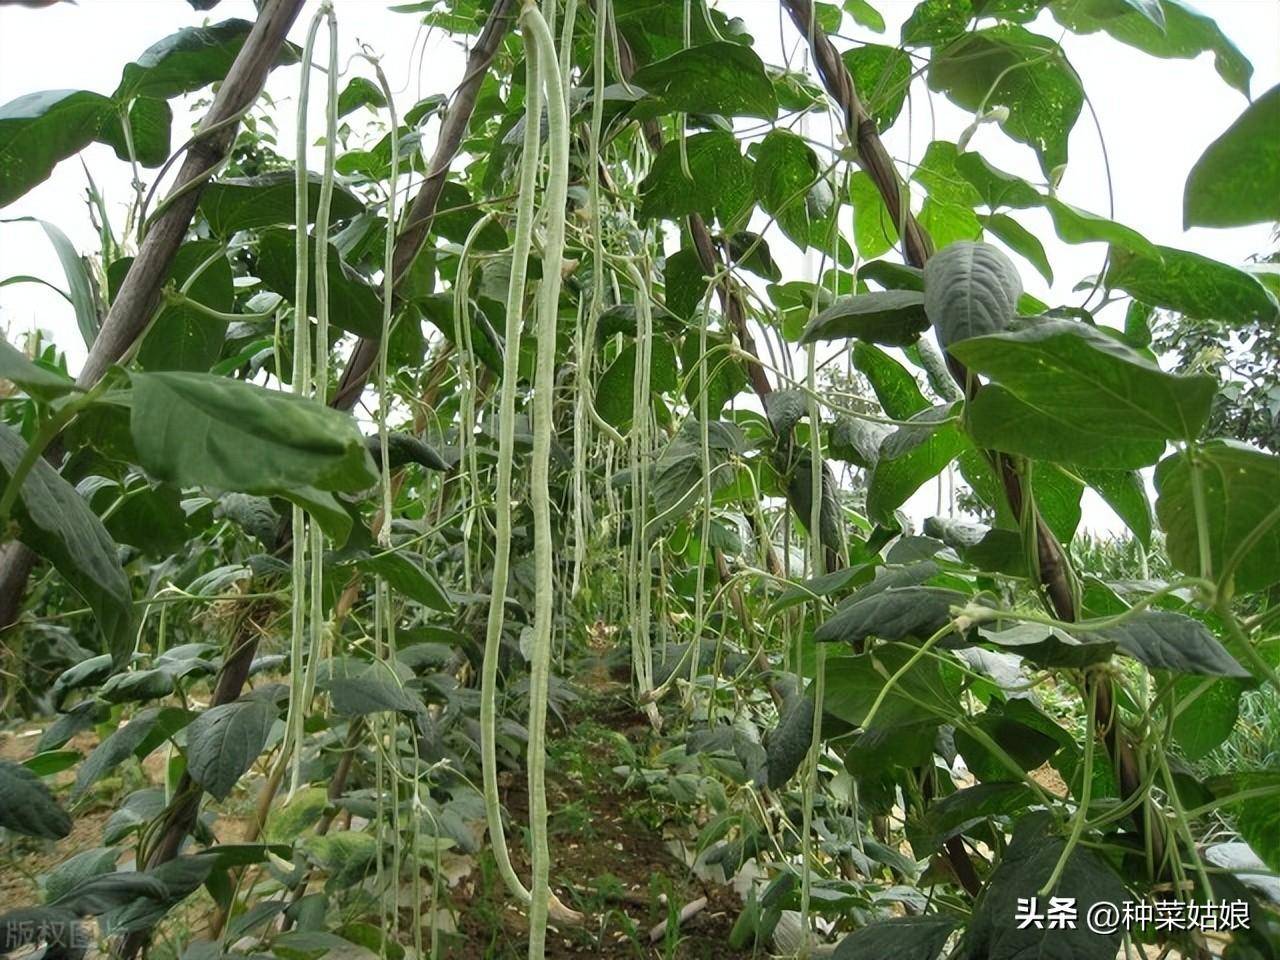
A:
780,0,1165,878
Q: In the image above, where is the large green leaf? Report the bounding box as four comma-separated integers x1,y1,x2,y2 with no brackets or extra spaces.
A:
596,339,679,429
73,706,191,799
961,813,1126,960
842,44,912,130
0,423,134,665
753,130,819,248
982,213,1052,284
954,151,1159,258
114,19,298,101
815,586,965,647
326,674,422,717
909,782,1035,855
867,405,969,523
630,41,778,120
3,217,102,349
833,916,958,960
848,170,898,257
199,172,365,237
255,227,383,339
1105,245,1279,326
824,643,960,726
1154,441,1280,593
185,696,279,800
97,96,172,168
129,371,379,497
851,342,929,420
1184,84,1280,229
0,759,71,840
0,90,113,208
951,320,1216,468
351,550,453,613
108,241,233,373
1090,610,1250,677
928,26,1083,174
638,131,753,228
923,241,1022,349
1172,677,1244,761
800,290,929,347
1052,0,1252,96
1079,468,1152,547
0,339,79,400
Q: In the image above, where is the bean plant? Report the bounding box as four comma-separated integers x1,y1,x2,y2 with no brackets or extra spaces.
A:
0,0,1278,958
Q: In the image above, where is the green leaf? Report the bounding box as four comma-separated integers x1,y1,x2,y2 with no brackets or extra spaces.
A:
982,624,1117,669
982,213,1052,284
3,217,103,350
114,19,298,101
630,41,778,120
42,847,122,903
1052,0,1251,97
765,694,815,789
824,643,960,726
0,338,79,400
928,26,1083,174
1089,610,1249,677
961,812,1127,960
1154,441,1280,593
638,131,753,228
1105,244,1279,326
844,0,886,32
185,696,278,800
923,241,1022,349
337,76,388,118
815,586,965,646
909,782,1035,855
1236,794,1280,874
833,916,958,960
841,44,912,130
950,320,1216,468
0,759,71,839
867,405,968,523
97,97,172,168
849,170,898,257
1185,84,1280,228
255,227,383,338
663,248,708,320
954,151,1159,257
1079,468,1152,547
0,90,113,208
679,332,747,419
902,0,972,46
957,698,1071,782
595,339,679,429
1172,677,1244,761
800,290,929,347
74,706,190,799
105,241,232,373
199,172,365,237
0,424,134,665
753,130,819,248
129,371,379,497
326,674,422,717
351,550,452,613
852,342,929,420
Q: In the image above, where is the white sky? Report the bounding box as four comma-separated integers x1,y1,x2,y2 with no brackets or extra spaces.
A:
1,0,1278,534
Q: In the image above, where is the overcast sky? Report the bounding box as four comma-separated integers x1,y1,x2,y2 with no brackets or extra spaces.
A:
1,0,1277,532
